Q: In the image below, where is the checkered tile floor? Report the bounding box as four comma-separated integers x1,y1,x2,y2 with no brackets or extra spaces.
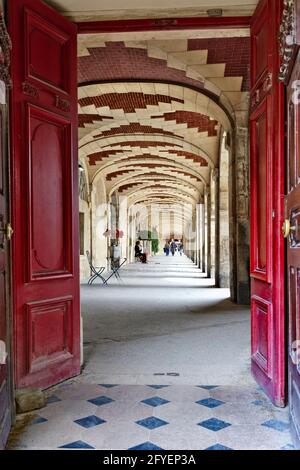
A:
8,383,295,450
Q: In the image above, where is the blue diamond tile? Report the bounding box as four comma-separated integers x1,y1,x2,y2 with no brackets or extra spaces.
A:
197,386,219,390
281,444,295,451
74,415,106,428
59,440,95,449
136,416,168,430
262,420,290,432
205,444,233,450
147,385,170,390
88,395,114,406
198,418,231,432
129,442,164,450
141,397,170,407
31,416,48,425
196,398,224,409
47,395,62,404
252,400,264,406
98,384,118,388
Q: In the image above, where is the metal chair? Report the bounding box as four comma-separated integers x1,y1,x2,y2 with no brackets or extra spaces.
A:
104,257,127,284
86,251,106,285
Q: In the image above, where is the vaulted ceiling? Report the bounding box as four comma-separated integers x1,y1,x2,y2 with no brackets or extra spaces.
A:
78,33,250,209
40,1,253,212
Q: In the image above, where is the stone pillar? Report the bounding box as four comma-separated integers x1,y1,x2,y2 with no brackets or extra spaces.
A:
199,203,205,273
210,169,219,286
210,176,216,279
219,134,230,288
128,210,134,262
204,187,211,278
193,207,197,263
233,113,250,304
196,203,201,268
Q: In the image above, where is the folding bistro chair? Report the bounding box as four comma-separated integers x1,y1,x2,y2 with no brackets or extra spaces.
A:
104,257,127,285
86,251,106,285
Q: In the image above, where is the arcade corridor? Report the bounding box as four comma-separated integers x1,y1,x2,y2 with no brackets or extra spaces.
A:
8,255,292,450
1,0,300,452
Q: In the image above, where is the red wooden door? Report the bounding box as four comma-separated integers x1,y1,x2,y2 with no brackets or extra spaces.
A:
286,41,300,450
9,0,80,389
283,0,300,450
0,104,11,448
250,0,286,406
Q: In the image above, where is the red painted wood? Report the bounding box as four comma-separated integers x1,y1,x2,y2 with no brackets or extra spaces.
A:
286,4,300,445
250,0,286,407
77,16,251,34
0,105,11,449
8,0,80,389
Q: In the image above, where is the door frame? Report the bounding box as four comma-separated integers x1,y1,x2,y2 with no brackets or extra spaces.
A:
278,0,300,448
0,3,15,450
4,0,288,446
74,8,286,405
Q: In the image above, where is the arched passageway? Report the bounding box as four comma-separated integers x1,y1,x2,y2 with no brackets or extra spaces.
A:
77,33,251,303
6,0,294,451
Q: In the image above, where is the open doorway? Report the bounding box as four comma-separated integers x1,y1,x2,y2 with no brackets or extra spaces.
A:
76,29,251,387
6,0,295,451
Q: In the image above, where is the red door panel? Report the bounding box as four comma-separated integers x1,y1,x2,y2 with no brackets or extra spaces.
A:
250,0,286,406
0,106,11,449
286,50,300,449
29,106,73,280
9,0,80,389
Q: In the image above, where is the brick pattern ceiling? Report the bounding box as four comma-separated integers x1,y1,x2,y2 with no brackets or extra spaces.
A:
78,35,250,205
78,91,184,113
151,111,218,136
93,123,181,139
78,39,250,90
78,42,205,91
188,37,250,91
78,114,113,127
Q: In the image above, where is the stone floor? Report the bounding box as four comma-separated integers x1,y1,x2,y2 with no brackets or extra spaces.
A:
8,255,294,450
8,383,292,450
80,254,253,386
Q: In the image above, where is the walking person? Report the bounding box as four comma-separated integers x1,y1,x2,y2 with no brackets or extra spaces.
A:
170,239,177,256
178,240,184,256
164,241,170,256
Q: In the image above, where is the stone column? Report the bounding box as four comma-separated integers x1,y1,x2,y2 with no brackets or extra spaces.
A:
192,207,197,263
233,112,250,304
196,203,201,268
199,203,205,273
128,211,134,262
219,134,230,288
204,187,211,278
211,169,219,286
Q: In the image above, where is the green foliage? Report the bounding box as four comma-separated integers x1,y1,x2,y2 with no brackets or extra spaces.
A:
151,238,159,253
137,228,159,241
